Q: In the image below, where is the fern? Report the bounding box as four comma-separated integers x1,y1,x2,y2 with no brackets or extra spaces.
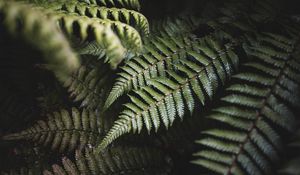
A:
0,0,80,81
27,0,146,68
103,33,199,110
2,108,112,152
97,36,239,151
44,146,171,175
44,1,149,36
192,33,300,175
1,0,300,174
46,0,147,52
63,57,113,110
49,12,136,68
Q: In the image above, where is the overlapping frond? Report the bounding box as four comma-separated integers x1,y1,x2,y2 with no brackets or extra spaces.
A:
49,12,135,67
44,1,149,36
44,146,171,175
2,108,112,152
0,0,80,81
97,36,239,151
26,0,146,68
63,57,113,110
103,33,199,110
192,33,300,175
2,0,300,174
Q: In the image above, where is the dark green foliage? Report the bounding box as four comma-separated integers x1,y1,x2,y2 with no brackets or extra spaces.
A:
44,1,149,35
3,108,113,153
44,146,172,175
0,0,80,81
64,57,114,110
192,33,300,174
1,0,300,174
103,33,199,110
98,36,239,151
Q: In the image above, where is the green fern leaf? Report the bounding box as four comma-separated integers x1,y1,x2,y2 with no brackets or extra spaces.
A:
97,36,239,151
25,0,147,68
2,108,112,152
0,0,80,81
103,34,200,110
43,146,171,175
63,57,113,110
45,1,149,36
50,12,136,68
192,33,300,175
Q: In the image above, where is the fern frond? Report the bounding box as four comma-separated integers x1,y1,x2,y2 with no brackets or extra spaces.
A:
256,33,294,52
45,1,149,36
192,33,300,175
63,57,113,110
50,12,133,68
77,40,138,62
24,0,146,68
44,146,171,175
55,13,141,52
0,0,80,81
97,36,239,151
2,108,112,152
79,0,141,11
103,34,199,110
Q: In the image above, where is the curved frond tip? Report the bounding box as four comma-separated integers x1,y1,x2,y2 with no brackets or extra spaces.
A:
0,0,80,81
